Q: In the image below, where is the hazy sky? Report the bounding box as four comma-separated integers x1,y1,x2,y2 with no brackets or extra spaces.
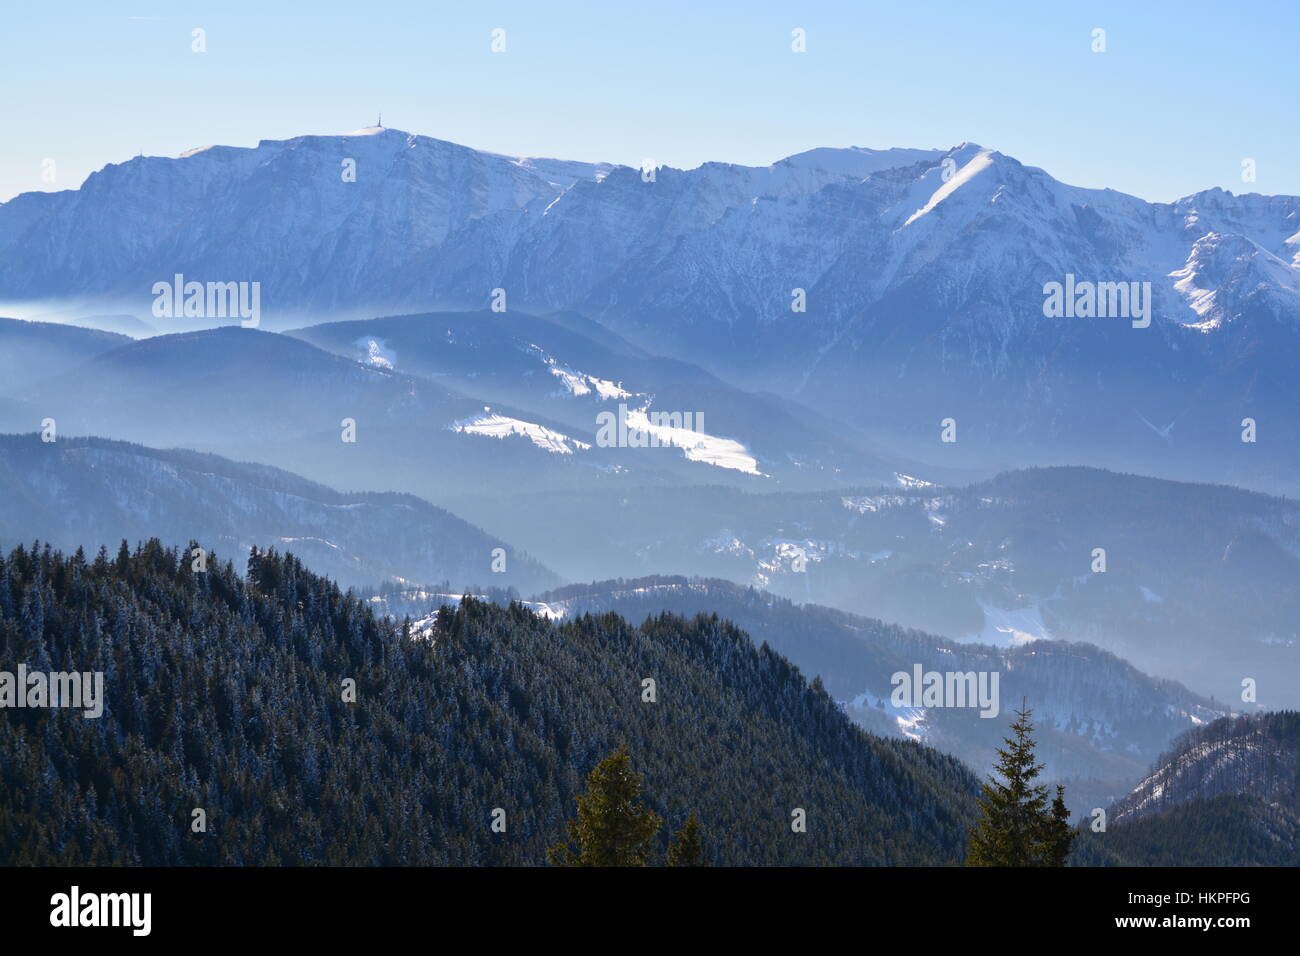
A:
2,1,1296,203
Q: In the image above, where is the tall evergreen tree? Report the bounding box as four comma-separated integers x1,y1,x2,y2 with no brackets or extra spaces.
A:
548,744,663,866
666,811,705,866
966,705,1055,866
1041,785,1075,866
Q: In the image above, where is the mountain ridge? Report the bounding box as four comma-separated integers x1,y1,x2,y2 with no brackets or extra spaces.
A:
6,126,1299,492
0,432,560,592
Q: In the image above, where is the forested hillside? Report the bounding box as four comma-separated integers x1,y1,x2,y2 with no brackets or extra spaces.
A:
1071,794,1300,867
524,575,1224,813
0,433,559,592
1111,712,1300,825
1071,713,1300,866
0,539,978,865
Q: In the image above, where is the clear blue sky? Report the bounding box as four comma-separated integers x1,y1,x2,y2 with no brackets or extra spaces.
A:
2,0,1296,203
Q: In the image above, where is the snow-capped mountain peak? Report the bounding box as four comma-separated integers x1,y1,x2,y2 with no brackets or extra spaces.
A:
1171,231,1300,329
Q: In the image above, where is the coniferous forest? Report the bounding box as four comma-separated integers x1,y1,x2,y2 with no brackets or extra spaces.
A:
0,539,981,866
4,11,1299,932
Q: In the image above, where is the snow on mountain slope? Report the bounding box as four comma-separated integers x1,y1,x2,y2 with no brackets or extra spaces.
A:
5,127,1292,338
0,129,946,318
0,127,609,316
957,600,1050,648
1171,232,1300,328
1110,713,1300,826
7,127,1300,490
286,310,929,489
846,690,929,742
541,353,631,400
621,405,763,476
356,335,397,368
903,145,997,226
451,410,592,454
5,130,1281,379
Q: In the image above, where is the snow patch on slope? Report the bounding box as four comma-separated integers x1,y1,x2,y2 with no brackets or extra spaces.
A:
958,600,1049,648
355,336,396,369
846,690,929,741
1171,232,1300,329
546,359,631,400
904,148,996,227
623,407,765,476
451,411,591,455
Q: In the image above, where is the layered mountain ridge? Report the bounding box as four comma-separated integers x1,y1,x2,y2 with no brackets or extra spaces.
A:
6,127,1299,492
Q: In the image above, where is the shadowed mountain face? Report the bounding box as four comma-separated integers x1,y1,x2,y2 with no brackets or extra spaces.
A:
1072,712,1300,866
285,310,939,490
448,467,1300,708
4,132,1299,492
0,324,728,500
0,315,944,495
0,317,129,392
0,434,559,593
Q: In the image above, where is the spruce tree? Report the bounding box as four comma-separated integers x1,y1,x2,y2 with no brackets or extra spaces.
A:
548,744,663,866
666,811,705,866
966,705,1052,866
1040,784,1076,866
